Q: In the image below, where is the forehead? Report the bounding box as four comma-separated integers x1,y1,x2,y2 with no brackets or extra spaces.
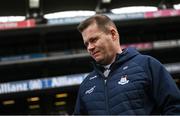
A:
84,22,99,32
82,23,100,38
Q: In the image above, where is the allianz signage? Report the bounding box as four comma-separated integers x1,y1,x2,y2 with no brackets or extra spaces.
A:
0,73,88,94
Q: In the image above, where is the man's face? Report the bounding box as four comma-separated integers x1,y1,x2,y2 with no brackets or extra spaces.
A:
82,23,115,65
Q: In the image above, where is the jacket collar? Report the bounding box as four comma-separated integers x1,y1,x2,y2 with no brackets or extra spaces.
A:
114,47,139,65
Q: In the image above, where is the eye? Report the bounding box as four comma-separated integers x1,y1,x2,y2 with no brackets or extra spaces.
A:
84,37,99,48
90,38,98,43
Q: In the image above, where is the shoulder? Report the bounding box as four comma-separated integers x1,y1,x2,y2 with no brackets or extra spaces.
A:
132,53,162,66
128,53,166,76
141,54,164,67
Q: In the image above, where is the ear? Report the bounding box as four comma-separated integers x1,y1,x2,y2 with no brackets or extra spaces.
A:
110,29,118,41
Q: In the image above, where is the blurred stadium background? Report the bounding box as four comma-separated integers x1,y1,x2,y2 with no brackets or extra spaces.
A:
0,0,180,115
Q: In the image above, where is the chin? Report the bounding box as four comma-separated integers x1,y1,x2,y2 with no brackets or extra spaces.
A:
96,59,105,64
94,56,104,64
95,59,101,63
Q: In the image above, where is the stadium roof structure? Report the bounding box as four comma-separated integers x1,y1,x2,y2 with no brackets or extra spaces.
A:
0,0,180,16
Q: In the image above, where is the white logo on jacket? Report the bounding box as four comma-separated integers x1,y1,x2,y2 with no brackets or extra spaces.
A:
118,75,129,85
123,66,128,70
89,75,97,80
85,86,96,94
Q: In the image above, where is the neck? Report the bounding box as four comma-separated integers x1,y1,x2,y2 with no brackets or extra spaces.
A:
117,45,122,54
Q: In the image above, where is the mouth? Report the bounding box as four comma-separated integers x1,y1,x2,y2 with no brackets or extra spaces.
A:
92,51,100,58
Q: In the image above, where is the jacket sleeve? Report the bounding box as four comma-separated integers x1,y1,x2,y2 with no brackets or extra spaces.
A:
73,85,87,115
147,56,180,114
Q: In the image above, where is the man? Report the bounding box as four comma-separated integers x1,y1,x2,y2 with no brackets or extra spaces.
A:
74,14,180,115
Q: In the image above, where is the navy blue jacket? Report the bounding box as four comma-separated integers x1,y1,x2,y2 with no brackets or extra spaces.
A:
74,47,180,115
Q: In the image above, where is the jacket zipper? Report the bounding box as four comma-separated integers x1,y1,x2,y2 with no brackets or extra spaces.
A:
104,78,110,114
104,65,117,114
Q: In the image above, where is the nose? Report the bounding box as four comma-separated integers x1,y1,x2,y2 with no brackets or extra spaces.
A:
87,43,95,51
